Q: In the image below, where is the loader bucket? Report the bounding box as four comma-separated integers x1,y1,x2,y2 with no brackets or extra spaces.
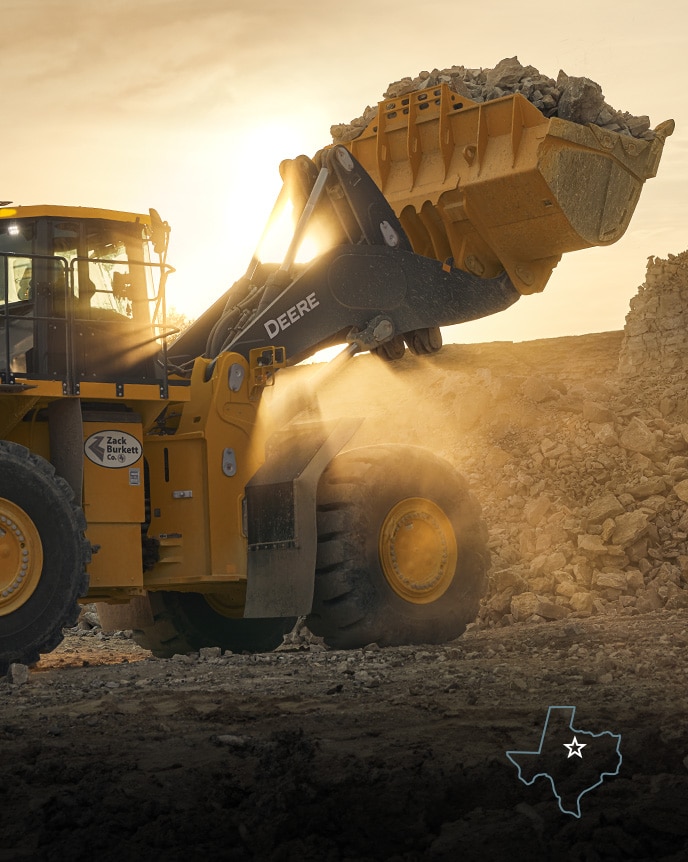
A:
344,85,674,294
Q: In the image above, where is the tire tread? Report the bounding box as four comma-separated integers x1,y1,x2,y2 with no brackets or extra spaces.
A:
306,444,489,649
0,440,90,674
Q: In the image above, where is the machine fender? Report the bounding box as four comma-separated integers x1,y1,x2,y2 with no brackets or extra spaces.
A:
243,416,362,618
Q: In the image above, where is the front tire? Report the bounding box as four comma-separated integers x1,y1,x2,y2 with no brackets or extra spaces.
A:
306,445,488,649
132,591,296,657
0,441,90,673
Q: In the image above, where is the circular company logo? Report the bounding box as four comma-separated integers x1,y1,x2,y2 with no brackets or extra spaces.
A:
84,430,143,469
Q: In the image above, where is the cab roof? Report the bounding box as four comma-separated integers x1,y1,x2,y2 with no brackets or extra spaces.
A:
0,204,151,225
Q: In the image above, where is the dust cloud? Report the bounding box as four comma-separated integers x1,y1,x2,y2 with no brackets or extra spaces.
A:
268,348,461,455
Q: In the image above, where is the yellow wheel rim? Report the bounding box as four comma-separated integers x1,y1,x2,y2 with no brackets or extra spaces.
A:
0,497,44,616
204,590,245,619
379,497,457,604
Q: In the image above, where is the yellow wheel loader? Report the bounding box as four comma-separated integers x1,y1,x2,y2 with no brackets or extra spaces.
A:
0,85,673,669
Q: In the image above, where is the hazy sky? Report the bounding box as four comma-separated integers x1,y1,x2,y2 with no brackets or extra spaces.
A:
2,0,685,344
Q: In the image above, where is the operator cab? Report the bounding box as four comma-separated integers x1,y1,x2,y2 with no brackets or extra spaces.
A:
0,205,170,391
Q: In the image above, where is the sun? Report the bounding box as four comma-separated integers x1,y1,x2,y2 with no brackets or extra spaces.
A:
165,117,329,320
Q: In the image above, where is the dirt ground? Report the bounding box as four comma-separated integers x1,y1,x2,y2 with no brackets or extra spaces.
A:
2,332,688,861
2,612,688,862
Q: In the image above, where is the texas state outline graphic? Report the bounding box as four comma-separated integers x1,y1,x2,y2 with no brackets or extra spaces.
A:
506,705,623,818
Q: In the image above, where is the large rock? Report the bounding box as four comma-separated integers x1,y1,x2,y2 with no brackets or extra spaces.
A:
619,417,658,457
569,592,595,615
7,664,29,686
627,477,668,499
486,56,526,89
583,401,615,424
578,534,608,555
611,511,650,547
523,495,551,526
593,571,628,591
587,493,625,524
557,76,605,125
485,589,515,614
510,592,541,621
510,592,568,621
522,377,560,403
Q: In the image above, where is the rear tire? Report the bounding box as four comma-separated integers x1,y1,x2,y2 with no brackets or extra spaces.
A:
132,591,296,657
306,445,488,649
0,441,90,673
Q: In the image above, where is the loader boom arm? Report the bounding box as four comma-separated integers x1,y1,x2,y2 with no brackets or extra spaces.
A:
170,144,520,367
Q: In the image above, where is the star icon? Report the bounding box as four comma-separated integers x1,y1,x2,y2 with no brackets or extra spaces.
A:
564,735,587,759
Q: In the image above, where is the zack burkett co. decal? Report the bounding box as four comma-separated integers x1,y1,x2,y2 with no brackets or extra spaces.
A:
506,705,622,818
84,430,142,469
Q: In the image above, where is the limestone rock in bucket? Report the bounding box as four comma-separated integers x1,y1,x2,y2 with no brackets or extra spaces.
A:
486,57,534,89
332,56,658,144
557,76,605,125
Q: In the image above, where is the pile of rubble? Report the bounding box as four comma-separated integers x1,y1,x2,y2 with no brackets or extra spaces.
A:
466,250,688,629
619,249,688,375
331,55,654,143
445,344,688,629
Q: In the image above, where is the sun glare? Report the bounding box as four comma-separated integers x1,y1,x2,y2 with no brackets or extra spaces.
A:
164,117,327,320
256,198,323,265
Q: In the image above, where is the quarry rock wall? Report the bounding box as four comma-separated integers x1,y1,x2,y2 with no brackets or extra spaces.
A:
619,249,688,375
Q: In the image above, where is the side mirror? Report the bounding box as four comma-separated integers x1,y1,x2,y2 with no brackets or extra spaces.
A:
149,208,170,256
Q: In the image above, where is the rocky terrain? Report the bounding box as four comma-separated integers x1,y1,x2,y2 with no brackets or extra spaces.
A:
331,56,657,144
1,604,687,861
3,253,688,860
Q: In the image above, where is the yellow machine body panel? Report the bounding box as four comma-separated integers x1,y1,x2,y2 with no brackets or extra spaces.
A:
345,85,673,294
86,524,144,592
77,415,146,590
0,378,190,596
144,435,211,581
142,352,267,592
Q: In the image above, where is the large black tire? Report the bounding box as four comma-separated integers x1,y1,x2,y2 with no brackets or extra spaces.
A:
0,440,90,674
132,591,297,657
306,445,489,649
